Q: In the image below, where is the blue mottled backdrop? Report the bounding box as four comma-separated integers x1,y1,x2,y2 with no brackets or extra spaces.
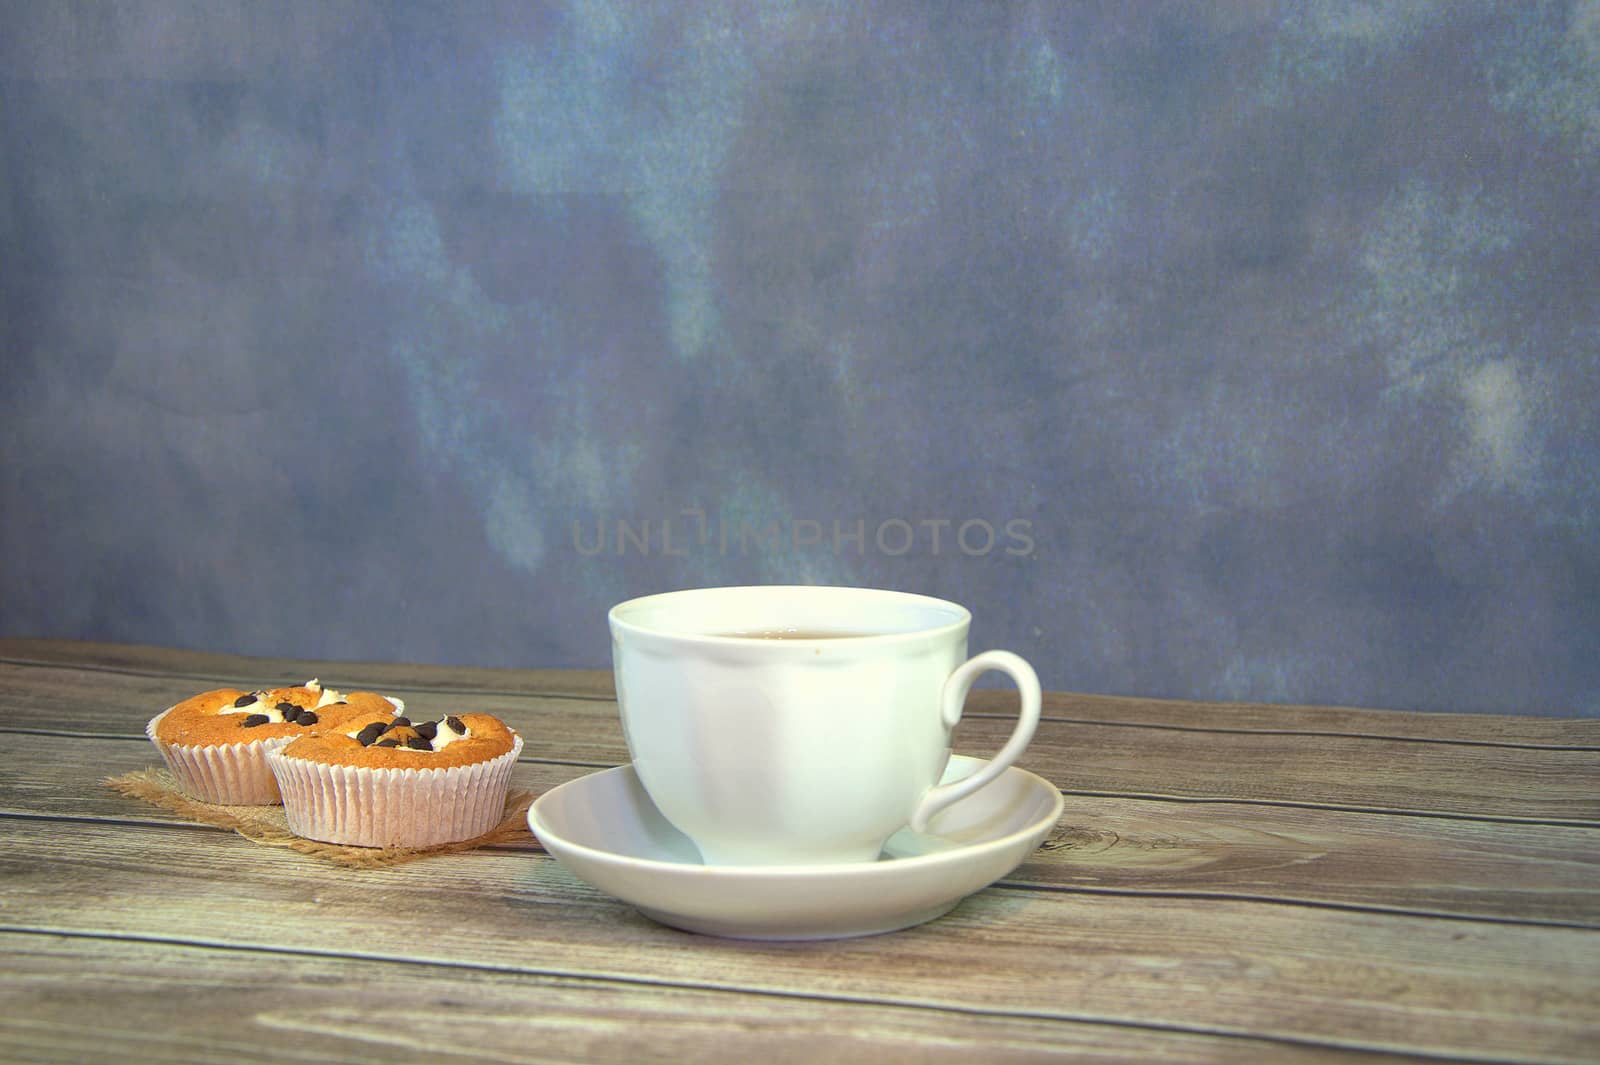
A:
2,2,1597,713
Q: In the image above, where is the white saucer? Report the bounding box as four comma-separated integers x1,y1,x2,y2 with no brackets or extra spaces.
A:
527,755,1064,940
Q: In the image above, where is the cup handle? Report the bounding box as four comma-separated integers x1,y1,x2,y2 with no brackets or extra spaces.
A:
909,650,1042,833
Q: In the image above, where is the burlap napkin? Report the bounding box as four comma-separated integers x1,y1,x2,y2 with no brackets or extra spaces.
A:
105,767,539,868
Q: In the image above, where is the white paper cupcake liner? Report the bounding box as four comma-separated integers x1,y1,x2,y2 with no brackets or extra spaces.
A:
267,735,523,848
146,708,291,805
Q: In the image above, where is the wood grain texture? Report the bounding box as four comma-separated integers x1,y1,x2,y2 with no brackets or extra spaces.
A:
1005,719,1600,824
4,818,1597,1063
4,733,1597,928
4,656,1596,824
3,641,1598,1064
0,638,617,699
967,689,1600,748
1,933,1440,1065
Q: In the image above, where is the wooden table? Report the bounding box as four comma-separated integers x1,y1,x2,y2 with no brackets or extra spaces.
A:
2,638,1596,1063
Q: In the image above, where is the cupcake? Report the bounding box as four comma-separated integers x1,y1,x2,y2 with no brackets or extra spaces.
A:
148,679,402,805
267,710,523,848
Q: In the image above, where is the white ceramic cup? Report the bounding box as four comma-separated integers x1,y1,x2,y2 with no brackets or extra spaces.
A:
608,586,1042,866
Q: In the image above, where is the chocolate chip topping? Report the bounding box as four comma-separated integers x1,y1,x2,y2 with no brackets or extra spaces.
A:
295,710,318,726
240,713,270,727
446,716,465,733
233,694,258,708
275,701,297,714
349,717,470,754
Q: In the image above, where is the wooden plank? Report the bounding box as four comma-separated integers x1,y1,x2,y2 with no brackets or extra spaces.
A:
6,662,1596,823
1004,720,1600,825
966,690,1600,749
7,637,1597,746
5,733,1597,928
1033,796,1600,927
0,656,621,736
1,933,1437,1065
4,819,1596,1063
0,638,615,698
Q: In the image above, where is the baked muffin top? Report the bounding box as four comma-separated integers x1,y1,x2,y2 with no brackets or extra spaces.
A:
276,710,517,770
154,680,398,746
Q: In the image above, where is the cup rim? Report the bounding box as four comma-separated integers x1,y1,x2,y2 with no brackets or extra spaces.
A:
608,585,971,645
